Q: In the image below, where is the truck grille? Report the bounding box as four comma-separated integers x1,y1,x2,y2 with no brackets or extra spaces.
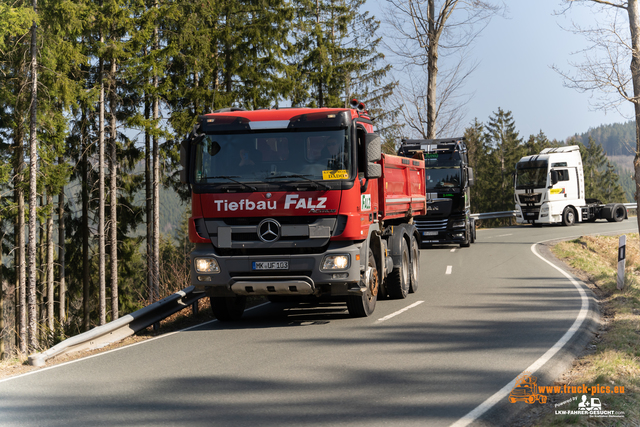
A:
204,217,338,252
414,218,448,233
518,194,541,204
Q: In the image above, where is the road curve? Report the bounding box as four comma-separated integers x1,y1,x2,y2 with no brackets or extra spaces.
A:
0,221,635,427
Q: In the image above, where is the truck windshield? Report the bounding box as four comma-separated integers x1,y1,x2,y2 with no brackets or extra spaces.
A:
193,129,351,185
516,160,548,189
425,167,461,190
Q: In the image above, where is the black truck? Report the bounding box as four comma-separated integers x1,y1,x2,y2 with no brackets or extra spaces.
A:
397,137,476,247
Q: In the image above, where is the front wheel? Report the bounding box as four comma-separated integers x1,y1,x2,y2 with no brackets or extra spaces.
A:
562,207,576,226
346,248,378,317
210,296,246,321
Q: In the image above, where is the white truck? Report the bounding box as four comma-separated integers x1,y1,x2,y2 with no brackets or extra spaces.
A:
514,145,627,226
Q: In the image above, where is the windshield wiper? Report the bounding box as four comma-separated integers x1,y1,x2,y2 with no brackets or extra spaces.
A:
265,174,331,190
200,175,257,191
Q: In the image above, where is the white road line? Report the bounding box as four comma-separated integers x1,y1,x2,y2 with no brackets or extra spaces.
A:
497,233,513,237
376,301,424,323
445,265,452,274
450,248,456,253
450,240,589,427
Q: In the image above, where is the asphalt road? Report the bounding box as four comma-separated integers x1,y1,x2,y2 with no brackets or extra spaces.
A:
0,220,635,427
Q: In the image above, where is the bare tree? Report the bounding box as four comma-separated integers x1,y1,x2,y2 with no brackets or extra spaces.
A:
109,58,118,321
27,0,39,351
98,32,106,326
384,0,502,138
555,0,640,234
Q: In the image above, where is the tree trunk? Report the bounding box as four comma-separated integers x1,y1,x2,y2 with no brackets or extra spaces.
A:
110,58,118,321
58,157,66,326
426,0,438,139
145,98,153,303
81,108,90,331
27,0,39,351
14,126,27,354
46,192,54,331
628,0,640,237
98,46,106,326
152,9,161,301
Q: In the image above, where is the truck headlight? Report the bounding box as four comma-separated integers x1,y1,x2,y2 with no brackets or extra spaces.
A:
452,220,465,228
321,254,350,270
195,258,220,273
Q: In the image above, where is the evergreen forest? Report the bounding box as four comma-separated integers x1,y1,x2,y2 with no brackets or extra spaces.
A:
0,0,630,359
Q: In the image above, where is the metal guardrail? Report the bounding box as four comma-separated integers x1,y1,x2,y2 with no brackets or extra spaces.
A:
470,203,637,221
27,202,638,367
28,286,206,367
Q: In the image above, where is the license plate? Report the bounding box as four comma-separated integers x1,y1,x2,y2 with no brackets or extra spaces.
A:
423,231,438,236
252,261,289,270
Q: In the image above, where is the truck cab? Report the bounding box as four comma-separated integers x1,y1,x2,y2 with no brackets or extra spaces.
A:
397,137,475,247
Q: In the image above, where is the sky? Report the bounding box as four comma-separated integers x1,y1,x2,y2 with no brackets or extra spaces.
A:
372,0,634,142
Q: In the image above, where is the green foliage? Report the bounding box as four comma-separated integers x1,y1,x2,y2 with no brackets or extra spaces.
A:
576,137,627,203
573,120,635,156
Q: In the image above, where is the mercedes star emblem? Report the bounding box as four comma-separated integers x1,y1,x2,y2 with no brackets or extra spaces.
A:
258,219,281,243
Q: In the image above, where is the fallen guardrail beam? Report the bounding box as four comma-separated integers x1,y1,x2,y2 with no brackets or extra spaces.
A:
28,286,206,367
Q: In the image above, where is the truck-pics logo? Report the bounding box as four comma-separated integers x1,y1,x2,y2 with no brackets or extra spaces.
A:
508,373,547,404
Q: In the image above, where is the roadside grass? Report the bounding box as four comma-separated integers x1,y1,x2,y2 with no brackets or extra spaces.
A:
528,234,640,426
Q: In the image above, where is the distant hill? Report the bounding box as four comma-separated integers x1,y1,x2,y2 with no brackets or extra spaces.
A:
571,121,635,202
572,120,635,156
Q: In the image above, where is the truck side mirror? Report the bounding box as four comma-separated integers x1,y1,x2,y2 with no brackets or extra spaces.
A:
550,170,558,186
363,133,382,179
467,167,475,187
365,133,382,163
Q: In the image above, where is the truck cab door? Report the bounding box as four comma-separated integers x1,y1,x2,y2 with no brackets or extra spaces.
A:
549,168,578,201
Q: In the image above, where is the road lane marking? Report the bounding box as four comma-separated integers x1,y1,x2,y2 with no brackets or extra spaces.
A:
376,301,424,323
497,233,513,237
450,240,590,427
450,248,456,253
446,265,452,274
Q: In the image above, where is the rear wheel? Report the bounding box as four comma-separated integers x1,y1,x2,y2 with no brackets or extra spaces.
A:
210,296,246,321
562,207,576,226
387,238,410,299
607,204,626,222
409,234,420,293
346,248,378,317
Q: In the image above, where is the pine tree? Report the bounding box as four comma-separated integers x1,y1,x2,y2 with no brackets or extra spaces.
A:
484,108,524,215
579,138,627,203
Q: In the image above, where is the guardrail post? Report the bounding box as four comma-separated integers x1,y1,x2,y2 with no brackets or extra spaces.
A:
617,235,626,290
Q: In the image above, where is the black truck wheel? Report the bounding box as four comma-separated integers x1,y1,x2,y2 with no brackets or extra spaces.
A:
387,238,410,299
606,204,626,222
347,249,378,317
409,234,420,293
210,296,246,321
460,222,471,247
562,207,576,226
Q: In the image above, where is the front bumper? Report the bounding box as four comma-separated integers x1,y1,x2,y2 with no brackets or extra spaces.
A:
190,241,364,297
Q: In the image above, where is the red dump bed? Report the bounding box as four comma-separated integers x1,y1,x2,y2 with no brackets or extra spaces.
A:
378,153,426,220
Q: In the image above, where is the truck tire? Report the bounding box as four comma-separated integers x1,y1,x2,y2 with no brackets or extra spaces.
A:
562,207,576,226
470,219,476,244
460,222,471,247
347,249,378,317
387,238,410,299
607,204,626,222
210,296,246,321
409,234,420,293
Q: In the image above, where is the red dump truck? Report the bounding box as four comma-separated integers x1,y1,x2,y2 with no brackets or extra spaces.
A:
180,101,426,319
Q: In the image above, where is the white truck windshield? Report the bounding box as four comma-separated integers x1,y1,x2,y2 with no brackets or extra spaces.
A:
516,160,548,189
